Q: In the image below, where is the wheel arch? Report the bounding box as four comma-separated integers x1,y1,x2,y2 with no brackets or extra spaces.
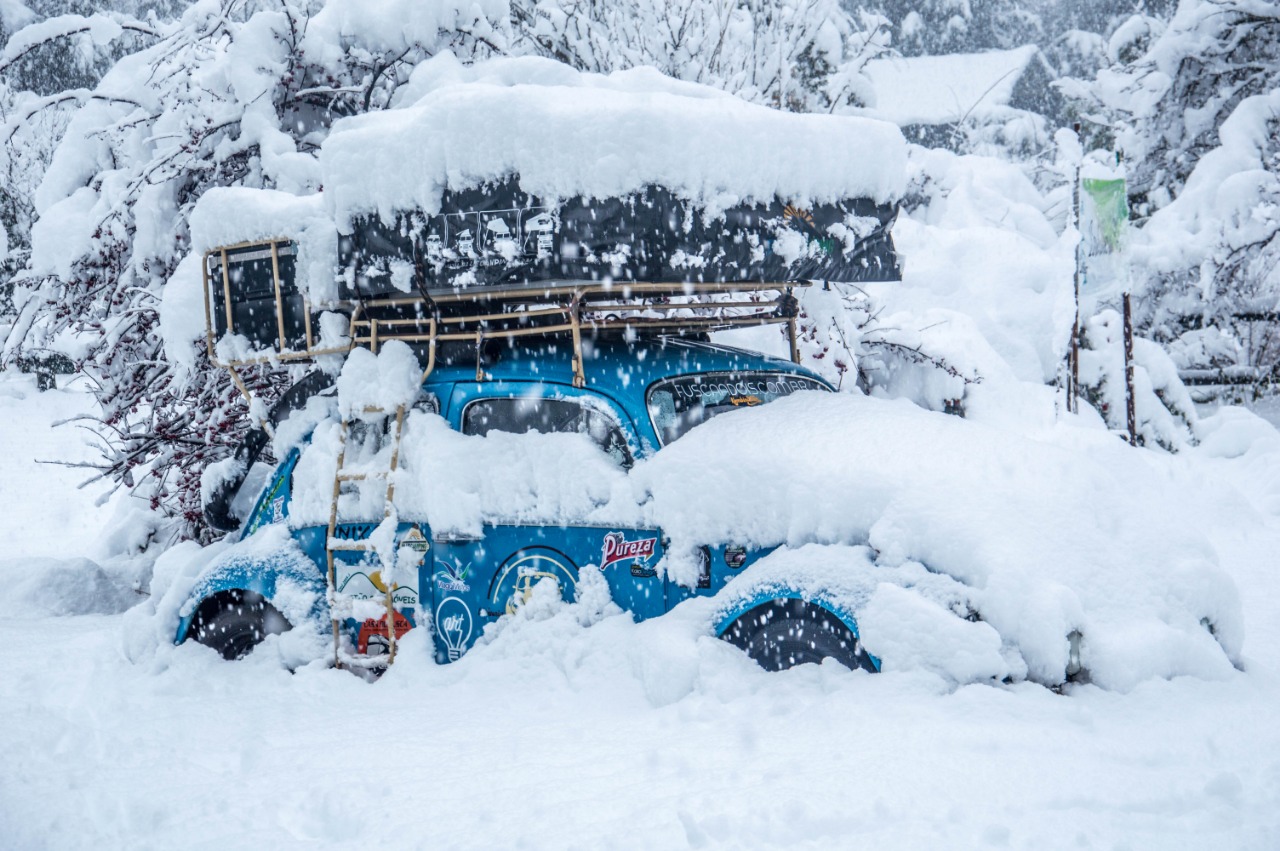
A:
713,589,860,638
713,589,881,672
174,556,326,645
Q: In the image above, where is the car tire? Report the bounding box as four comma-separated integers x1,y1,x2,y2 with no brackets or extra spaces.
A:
720,598,877,673
191,590,291,661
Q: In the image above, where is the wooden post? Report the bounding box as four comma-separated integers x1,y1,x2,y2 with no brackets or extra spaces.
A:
270,240,287,354
1069,124,1082,415
1123,292,1136,446
219,248,235,337
569,293,585,388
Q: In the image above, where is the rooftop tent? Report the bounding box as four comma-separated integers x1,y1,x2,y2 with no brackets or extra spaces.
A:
320,56,908,300
338,179,901,299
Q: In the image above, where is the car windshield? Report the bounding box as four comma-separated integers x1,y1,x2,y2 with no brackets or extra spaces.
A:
646,371,828,445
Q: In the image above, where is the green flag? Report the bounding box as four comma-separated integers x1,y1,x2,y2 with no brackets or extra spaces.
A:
1079,171,1130,302
1081,177,1129,255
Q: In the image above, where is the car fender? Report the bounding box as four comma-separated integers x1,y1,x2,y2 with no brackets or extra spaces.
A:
174,526,327,644
712,586,866,641
706,545,890,671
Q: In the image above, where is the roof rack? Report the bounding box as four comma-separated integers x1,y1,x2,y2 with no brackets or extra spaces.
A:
203,239,806,390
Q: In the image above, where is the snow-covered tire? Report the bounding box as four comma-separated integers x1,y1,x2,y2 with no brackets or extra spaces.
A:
190,590,291,661
720,598,877,673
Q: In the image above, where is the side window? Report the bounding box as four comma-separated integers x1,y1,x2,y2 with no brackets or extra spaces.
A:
462,397,633,467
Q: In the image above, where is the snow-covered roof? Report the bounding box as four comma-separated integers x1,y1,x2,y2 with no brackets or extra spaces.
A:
861,45,1041,127
321,54,907,227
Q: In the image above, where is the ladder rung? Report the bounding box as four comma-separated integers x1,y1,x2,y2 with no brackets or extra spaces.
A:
336,653,389,669
336,470,388,482
327,539,378,552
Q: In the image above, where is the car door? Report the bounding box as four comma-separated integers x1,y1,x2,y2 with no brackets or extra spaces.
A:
429,383,665,659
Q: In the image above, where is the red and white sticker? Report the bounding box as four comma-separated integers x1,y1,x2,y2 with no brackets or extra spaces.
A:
601,532,657,568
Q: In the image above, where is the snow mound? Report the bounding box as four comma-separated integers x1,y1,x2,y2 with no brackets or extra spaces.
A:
636,392,1243,690
883,146,1075,388
287,409,640,536
335,341,422,420
321,52,907,226
0,557,140,618
710,544,1019,684
122,526,327,669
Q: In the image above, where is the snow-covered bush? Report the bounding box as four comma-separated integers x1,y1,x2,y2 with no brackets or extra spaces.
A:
1138,88,1280,396
1,0,514,540
1078,308,1199,450
1063,0,1280,396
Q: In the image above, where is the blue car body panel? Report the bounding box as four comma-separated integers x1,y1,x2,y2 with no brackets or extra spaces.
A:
177,335,867,662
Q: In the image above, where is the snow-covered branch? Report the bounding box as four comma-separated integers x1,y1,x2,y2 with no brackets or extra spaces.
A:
0,13,166,75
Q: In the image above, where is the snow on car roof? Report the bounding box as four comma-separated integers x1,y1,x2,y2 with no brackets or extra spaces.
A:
320,53,907,227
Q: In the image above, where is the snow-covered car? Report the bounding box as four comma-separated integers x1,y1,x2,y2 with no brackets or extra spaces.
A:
174,324,1242,691
183,331,892,674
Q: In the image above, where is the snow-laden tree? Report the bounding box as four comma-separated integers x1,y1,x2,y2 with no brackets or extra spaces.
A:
0,1,190,316
1069,0,1278,206
1140,86,1280,398
2,0,513,541
863,0,1043,57
0,81,69,316
1061,0,1280,397
516,0,891,112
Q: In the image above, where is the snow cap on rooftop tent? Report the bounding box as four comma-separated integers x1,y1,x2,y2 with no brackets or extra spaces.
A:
321,53,906,220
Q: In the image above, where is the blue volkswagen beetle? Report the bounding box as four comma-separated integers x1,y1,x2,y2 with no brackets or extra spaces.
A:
181,332,879,675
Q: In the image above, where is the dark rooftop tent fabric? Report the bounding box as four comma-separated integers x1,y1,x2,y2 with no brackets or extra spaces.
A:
338,178,901,299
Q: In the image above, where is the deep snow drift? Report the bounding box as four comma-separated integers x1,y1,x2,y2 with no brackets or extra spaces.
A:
3,369,1280,849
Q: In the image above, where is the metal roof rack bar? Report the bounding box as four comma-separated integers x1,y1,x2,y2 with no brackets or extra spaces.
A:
203,239,807,388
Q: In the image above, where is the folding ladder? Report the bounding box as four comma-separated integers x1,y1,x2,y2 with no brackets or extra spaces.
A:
324,404,407,670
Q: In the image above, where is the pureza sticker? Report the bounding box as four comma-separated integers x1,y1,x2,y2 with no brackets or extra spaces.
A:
601,532,658,578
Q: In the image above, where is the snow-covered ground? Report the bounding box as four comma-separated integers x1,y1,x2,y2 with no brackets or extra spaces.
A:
2,367,1280,850
2,49,1276,849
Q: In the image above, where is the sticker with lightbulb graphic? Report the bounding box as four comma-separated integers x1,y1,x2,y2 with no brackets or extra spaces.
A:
434,596,474,662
